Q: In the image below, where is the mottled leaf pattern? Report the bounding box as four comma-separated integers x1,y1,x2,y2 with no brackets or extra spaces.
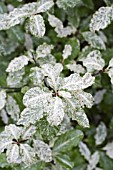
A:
33,140,52,162
90,7,113,31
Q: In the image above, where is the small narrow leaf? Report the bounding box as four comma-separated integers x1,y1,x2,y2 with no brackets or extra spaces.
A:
53,129,84,152
103,142,113,159
62,44,72,60
87,151,100,170
0,90,6,110
95,122,107,145
28,15,45,38
55,154,74,169
56,0,82,10
6,95,20,121
79,142,91,161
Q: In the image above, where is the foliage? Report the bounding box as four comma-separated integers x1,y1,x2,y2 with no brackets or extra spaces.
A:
0,0,113,169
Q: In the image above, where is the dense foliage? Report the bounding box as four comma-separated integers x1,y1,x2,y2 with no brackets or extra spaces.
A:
0,0,113,169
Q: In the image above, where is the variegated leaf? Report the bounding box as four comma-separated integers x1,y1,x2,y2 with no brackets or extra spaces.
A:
94,89,106,105
22,126,36,140
6,144,21,164
23,87,52,109
66,61,85,74
82,31,106,50
95,122,107,145
62,44,72,60
61,73,95,91
5,124,22,140
48,13,76,37
0,1,54,30
103,142,113,159
47,96,65,126
6,55,29,73
72,109,89,128
41,63,63,91
0,90,6,110
106,58,113,85
36,43,54,58
20,144,36,165
79,142,91,161
28,15,45,38
17,108,43,126
75,91,94,108
33,140,52,162
6,68,25,87
56,0,82,10
90,7,113,32
6,95,20,121
81,50,105,72
87,151,100,170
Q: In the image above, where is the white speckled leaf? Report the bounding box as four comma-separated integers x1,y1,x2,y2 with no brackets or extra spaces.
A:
79,142,91,161
82,31,106,50
59,91,72,99
106,58,113,85
5,124,22,140
36,0,54,13
0,1,54,30
17,108,43,126
95,122,107,145
28,15,45,37
81,50,105,72
103,142,113,159
22,126,36,140
75,91,94,108
6,95,20,121
72,109,89,128
62,44,72,60
41,63,63,91
20,144,36,165
90,7,113,32
61,73,95,91
36,43,54,58
66,61,85,74
0,109,9,124
87,151,100,170
6,68,25,88
6,144,21,164
82,73,95,89
48,13,76,37
0,90,6,110
47,96,65,126
33,140,52,162
6,55,29,72
23,87,52,109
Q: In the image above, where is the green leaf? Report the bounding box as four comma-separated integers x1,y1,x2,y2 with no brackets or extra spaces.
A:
55,154,74,169
99,152,113,170
56,0,82,10
53,129,84,152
